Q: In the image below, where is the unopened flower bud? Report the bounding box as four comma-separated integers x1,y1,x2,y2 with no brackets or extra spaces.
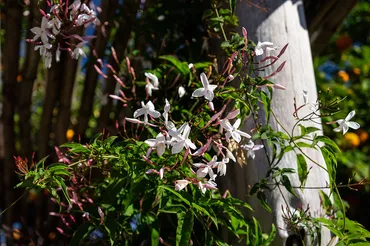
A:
178,86,186,98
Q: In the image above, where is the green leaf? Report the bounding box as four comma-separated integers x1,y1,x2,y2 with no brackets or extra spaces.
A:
158,204,187,214
123,204,134,216
260,90,271,122
35,156,49,171
14,178,33,188
192,203,218,229
159,55,189,75
295,142,312,148
315,218,344,238
316,135,341,153
321,146,336,188
252,217,262,245
210,16,224,23
319,190,332,210
296,154,308,187
281,175,297,197
54,176,71,205
230,214,240,231
202,9,213,20
193,62,212,70
60,142,89,153
263,224,276,245
159,185,191,206
104,136,118,147
151,226,160,246
70,223,95,246
257,192,272,213
176,211,194,246
349,242,370,246
48,163,71,176
221,41,232,48
298,125,320,136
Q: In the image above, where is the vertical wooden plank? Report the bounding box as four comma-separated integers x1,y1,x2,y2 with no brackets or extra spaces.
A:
233,1,332,244
1,0,23,226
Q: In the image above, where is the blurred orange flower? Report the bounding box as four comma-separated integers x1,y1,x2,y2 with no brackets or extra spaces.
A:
358,129,369,143
13,229,21,240
344,132,360,148
353,68,361,75
338,70,350,82
336,35,353,50
66,129,75,141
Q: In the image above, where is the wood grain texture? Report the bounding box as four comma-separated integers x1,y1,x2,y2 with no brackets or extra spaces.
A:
233,1,332,244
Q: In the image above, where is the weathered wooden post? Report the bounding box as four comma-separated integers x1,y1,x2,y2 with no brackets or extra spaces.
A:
224,1,333,244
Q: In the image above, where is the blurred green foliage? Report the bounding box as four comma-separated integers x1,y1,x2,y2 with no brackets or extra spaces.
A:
314,0,370,228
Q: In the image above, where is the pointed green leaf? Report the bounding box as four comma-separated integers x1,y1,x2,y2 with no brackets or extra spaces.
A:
281,175,297,197
159,55,189,75
296,154,308,187
257,192,272,213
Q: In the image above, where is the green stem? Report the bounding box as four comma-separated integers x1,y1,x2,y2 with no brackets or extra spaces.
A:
335,184,346,231
0,186,33,216
214,6,228,42
246,93,291,210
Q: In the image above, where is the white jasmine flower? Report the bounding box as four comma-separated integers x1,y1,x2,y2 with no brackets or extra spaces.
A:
208,101,214,111
145,133,167,156
162,99,170,122
254,41,279,56
334,110,360,135
31,16,52,44
214,157,229,176
302,90,319,112
225,148,236,162
193,156,218,181
71,41,87,59
169,123,196,154
273,84,286,90
204,180,217,190
81,3,91,13
218,109,240,133
159,167,165,179
76,13,94,26
241,140,264,159
145,72,159,97
162,99,176,130
44,52,53,68
175,180,190,191
50,4,61,13
197,181,206,194
48,17,62,35
133,101,161,125
56,45,61,62
34,42,52,56
178,86,186,98
192,72,217,101
221,119,251,143
145,72,159,87
69,0,81,15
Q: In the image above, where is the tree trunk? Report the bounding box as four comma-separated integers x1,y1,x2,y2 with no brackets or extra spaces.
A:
1,0,23,226
228,1,332,244
76,0,118,138
54,55,78,145
38,57,63,159
98,0,139,132
18,0,43,160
